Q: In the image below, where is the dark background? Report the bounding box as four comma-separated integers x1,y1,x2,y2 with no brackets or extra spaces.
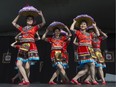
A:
0,0,115,83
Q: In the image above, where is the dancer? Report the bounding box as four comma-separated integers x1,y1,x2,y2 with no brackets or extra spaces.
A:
87,27,108,84
49,30,71,84
70,14,100,85
11,41,30,85
73,37,91,84
12,8,46,85
42,22,71,84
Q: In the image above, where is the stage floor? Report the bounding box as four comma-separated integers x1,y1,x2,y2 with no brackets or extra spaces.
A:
0,83,116,87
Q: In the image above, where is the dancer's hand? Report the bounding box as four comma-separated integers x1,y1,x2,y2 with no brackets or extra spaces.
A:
38,11,43,16
38,37,41,40
46,29,49,33
35,37,41,41
73,18,76,23
92,22,97,27
99,29,102,32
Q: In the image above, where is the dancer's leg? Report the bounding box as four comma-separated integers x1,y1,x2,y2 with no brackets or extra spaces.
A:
25,62,30,78
85,74,91,82
16,60,29,82
89,62,96,82
12,71,22,83
57,64,69,82
72,64,89,80
98,67,105,82
49,69,60,82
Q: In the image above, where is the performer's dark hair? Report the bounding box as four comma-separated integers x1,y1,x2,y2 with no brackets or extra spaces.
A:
26,15,34,20
53,27,61,32
79,20,88,26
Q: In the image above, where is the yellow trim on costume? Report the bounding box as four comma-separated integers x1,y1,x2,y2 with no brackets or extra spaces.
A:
20,43,30,51
95,51,105,62
55,51,62,61
88,47,97,59
19,48,28,51
80,54,90,56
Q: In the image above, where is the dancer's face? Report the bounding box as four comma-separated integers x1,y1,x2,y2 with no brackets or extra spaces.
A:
54,29,61,36
80,22,88,30
26,17,34,25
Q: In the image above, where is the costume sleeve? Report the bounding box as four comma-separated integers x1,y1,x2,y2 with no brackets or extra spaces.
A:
15,45,20,49
99,36,106,40
75,30,80,37
62,36,70,41
18,26,23,32
33,25,39,32
90,32,94,38
46,37,52,43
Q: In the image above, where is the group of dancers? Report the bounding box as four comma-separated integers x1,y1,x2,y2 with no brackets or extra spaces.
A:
11,8,108,85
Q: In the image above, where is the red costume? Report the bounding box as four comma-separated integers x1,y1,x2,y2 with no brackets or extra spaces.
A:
92,37,103,49
92,36,106,67
17,25,40,61
46,36,69,68
75,30,96,64
14,44,30,63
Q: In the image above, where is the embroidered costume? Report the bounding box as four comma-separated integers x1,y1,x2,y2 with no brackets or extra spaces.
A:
75,30,96,65
46,36,69,69
92,36,106,68
18,25,40,61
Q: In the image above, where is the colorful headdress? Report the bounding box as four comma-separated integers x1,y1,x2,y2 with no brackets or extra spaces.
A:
47,21,66,31
19,5,40,16
74,14,95,27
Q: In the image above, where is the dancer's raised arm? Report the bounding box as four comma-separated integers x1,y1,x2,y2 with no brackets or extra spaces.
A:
99,29,108,39
37,11,46,28
73,37,78,46
12,15,20,29
70,19,76,32
11,41,18,48
42,29,49,41
92,22,100,36
35,32,41,40
65,25,72,37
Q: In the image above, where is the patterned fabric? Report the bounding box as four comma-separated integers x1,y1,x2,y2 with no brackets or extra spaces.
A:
17,25,40,61
16,42,39,61
17,57,29,63
92,36,103,48
27,42,39,61
52,62,69,69
18,25,39,42
47,36,69,68
75,30,96,65
78,58,95,65
95,62,106,68
47,36,68,50
75,30,93,45
95,51,105,63
19,43,30,51
92,36,106,68
88,47,97,59
50,50,67,62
